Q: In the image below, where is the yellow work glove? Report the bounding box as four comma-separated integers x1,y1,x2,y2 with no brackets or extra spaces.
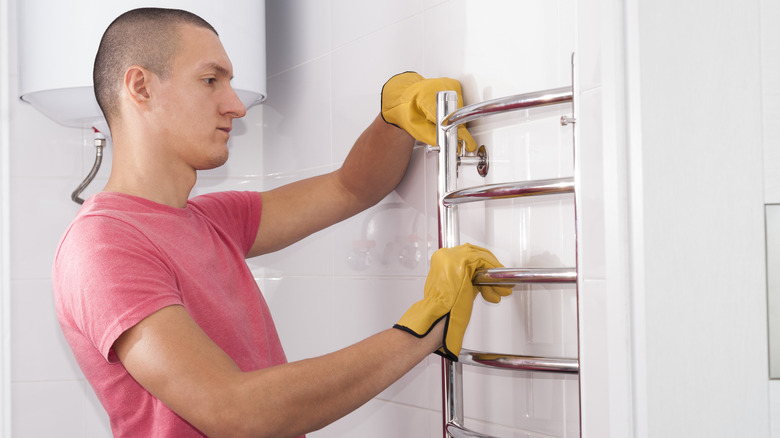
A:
381,71,478,152
394,243,512,361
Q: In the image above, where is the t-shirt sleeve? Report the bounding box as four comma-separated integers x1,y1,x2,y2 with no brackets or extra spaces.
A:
188,191,263,256
53,215,184,363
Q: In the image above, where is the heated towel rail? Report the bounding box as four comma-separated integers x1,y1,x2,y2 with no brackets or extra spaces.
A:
432,57,579,438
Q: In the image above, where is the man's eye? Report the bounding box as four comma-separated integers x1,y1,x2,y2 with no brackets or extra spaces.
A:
204,78,215,85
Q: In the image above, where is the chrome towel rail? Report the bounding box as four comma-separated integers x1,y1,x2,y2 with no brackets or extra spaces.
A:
434,57,578,438
442,176,574,206
441,86,573,130
474,267,577,285
460,349,579,374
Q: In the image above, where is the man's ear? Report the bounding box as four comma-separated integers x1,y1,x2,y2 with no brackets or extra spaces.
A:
123,65,153,109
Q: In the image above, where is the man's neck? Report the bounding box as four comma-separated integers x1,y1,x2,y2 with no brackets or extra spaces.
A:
103,153,197,209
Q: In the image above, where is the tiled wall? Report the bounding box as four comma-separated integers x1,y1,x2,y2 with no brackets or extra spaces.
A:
7,0,579,437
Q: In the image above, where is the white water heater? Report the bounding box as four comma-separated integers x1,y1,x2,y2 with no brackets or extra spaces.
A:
18,0,266,133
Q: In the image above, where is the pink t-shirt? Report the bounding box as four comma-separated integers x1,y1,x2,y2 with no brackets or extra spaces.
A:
53,191,289,437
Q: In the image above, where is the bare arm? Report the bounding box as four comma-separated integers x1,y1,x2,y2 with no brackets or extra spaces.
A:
114,305,443,438
247,114,415,257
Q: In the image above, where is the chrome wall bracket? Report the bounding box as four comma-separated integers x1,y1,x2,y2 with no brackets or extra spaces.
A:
427,142,489,178
458,144,489,177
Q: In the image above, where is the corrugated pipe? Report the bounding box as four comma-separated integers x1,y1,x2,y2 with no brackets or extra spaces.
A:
71,128,106,205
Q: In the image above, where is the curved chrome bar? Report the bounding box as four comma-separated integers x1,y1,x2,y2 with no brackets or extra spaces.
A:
460,349,579,374
474,267,577,284
446,421,496,438
442,177,574,206
441,86,573,130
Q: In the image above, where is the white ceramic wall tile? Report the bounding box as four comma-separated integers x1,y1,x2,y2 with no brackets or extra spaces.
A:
329,277,423,347
257,226,334,277
464,285,577,359
576,0,602,93
10,176,81,279
421,0,470,80
422,0,449,10
331,0,422,49
332,277,436,411
264,55,333,175
424,0,574,101
311,397,434,438
266,0,331,77
375,358,433,411
264,275,440,413
577,89,606,280
333,193,429,278
11,279,82,382
12,380,86,437
85,383,112,438
330,145,432,279
460,366,575,437
422,355,444,411
262,276,337,361
330,14,425,162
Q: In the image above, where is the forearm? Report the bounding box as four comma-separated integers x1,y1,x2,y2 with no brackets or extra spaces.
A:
335,114,415,210
226,324,443,438
248,114,416,256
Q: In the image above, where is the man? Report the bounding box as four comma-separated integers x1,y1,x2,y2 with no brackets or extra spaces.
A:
53,7,510,438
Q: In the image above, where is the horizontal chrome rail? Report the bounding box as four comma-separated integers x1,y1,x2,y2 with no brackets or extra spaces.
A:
474,267,576,285
441,86,573,130
442,177,574,206
460,349,579,374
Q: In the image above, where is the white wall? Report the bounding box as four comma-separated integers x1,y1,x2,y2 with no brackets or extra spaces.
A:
0,0,12,434
6,1,576,437
631,0,768,436
577,0,774,436
762,0,780,434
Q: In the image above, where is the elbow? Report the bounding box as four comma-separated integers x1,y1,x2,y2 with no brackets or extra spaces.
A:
197,404,272,438
197,392,302,438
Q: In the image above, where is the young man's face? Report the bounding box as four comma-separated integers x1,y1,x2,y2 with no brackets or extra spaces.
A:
154,24,247,171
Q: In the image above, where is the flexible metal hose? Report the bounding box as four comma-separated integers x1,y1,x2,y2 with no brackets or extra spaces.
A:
71,132,106,205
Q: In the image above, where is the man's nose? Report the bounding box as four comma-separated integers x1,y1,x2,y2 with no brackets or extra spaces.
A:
223,86,247,118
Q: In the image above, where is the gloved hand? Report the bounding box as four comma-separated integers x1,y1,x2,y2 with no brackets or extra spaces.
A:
394,243,512,361
381,71,478,152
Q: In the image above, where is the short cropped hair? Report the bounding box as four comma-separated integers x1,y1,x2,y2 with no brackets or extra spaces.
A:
93,8,217,126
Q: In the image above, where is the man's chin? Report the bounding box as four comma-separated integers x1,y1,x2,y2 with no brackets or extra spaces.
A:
195,151,230,171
